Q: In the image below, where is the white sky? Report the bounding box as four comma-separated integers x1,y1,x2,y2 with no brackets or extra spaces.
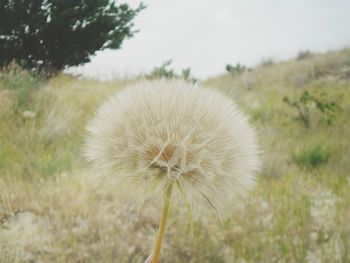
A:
69,0,350,80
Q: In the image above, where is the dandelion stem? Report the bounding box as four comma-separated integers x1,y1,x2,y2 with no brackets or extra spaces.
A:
151,182,173,263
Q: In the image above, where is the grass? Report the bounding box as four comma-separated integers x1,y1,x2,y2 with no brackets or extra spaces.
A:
1,49,350,262
293,142,331,168
0,64,44,110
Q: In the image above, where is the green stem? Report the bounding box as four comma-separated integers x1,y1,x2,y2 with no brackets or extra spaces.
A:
151,182,173,263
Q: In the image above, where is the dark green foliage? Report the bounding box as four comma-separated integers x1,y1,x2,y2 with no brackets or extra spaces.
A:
181,68,195,82
283,91,340,127
260,57,274,67
146,59,197,83
225,63,245,75
296,50,314,60
147,60,174,79
0,63,44,109
0,0,144,72
293,143,330,168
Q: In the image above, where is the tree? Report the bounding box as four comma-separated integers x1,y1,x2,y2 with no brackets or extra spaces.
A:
0,0,144,72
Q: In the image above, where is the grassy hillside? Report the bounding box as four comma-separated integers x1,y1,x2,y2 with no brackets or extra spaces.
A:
1,50,350,263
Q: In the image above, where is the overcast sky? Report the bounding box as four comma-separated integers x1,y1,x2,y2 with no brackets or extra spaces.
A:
69,0,350,80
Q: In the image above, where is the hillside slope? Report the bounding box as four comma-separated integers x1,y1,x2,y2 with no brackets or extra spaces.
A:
1,50,350,263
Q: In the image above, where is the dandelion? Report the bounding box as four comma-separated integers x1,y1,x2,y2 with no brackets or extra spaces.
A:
84,79,260,262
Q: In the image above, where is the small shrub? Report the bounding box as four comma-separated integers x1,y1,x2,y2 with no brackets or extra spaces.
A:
181,67,196,83
293,143,331,168
296,50,314,60
0,64,44,110
147,59,174,79
283,91,340,127
225,63,246,75
145,60,196,83
260,57,274,67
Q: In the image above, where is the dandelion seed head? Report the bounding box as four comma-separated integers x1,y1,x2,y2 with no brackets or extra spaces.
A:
84,79,260,214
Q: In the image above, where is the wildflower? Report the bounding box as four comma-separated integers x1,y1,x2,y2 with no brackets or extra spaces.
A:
84,79,260,262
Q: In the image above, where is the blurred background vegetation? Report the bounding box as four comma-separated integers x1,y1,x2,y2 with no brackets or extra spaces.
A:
1,49,349,263
0,1,350,263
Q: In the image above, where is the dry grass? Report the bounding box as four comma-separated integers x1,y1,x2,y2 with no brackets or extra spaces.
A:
1,49,350,262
